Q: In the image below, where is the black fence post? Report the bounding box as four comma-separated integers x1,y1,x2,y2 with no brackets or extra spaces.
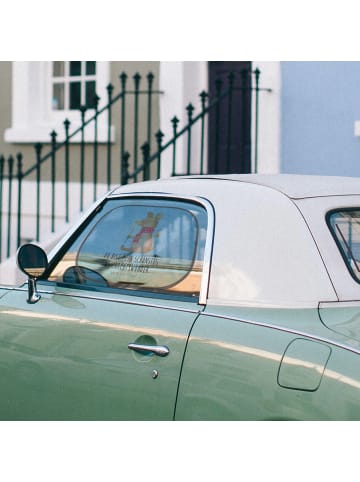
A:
186,103,194,175
6,156,14,258
34,143,42,242
50,130,57,233
155,130,164,179
141,142,150,181
171,116,179,177
93,94,100,201
120,72,127,181
16,153,23,249
133,73,141,182
64,118,70,223
79,105,87,212
147,72,154,149
121,151,130,185
199,91,208,175
106,83,114,190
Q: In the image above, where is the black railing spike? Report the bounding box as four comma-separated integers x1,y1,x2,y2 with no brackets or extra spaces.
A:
171,116,179,129
34,143,43,157
253,67,260,79
8,155,14,173
133,72,141,88
199,90,208,105
186,103,195,121
64,118,70,136
155,130,164,144
50,130,57,143
147,72,154,85
106,83,114,96
120,72,127,88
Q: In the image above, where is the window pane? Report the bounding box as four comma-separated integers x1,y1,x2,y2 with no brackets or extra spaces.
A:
328,209,360,282
70,61,81,76
86,61,96,75
70,81,81,109
85,81,96,108
53,61,64,77
52,83,64,110
48,198,208,298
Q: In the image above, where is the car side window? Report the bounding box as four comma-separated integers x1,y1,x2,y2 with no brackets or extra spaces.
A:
47,197,208,299
327,208,360,283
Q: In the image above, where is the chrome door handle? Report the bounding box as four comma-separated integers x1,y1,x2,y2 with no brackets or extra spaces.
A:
128,343,170,357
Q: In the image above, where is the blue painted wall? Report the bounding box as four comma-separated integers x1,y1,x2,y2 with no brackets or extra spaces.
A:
281,62,360,176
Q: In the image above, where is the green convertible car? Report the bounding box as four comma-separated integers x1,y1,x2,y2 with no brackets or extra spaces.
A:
1,173,360,420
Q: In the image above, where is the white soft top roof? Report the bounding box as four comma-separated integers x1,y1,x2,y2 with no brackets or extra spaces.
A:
169,174,360,199
112,174,360,199
111,173,360,306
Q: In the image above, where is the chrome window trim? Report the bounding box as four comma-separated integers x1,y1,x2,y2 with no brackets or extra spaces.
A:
11,285,203,315
48,192,215,306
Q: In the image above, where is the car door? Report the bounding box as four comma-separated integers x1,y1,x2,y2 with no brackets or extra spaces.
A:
0,194,211,420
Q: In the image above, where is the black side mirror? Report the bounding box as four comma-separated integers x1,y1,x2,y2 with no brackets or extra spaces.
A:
17,244,48,304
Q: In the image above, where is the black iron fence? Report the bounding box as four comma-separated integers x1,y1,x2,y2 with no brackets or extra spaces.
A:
0,67,270,262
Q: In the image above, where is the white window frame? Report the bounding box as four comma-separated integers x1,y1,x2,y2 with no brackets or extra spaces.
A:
51,61,97,112
5,61,112,143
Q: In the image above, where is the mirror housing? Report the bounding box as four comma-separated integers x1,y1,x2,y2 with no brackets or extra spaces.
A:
17,244,48,304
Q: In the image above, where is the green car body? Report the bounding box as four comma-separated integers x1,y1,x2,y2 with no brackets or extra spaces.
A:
1,174,360,420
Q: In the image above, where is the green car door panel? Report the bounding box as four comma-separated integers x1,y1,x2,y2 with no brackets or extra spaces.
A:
175,307,360,420
0,285,200,420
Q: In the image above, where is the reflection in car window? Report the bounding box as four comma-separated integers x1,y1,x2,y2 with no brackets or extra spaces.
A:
48,198,208,298
328,209,360,282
